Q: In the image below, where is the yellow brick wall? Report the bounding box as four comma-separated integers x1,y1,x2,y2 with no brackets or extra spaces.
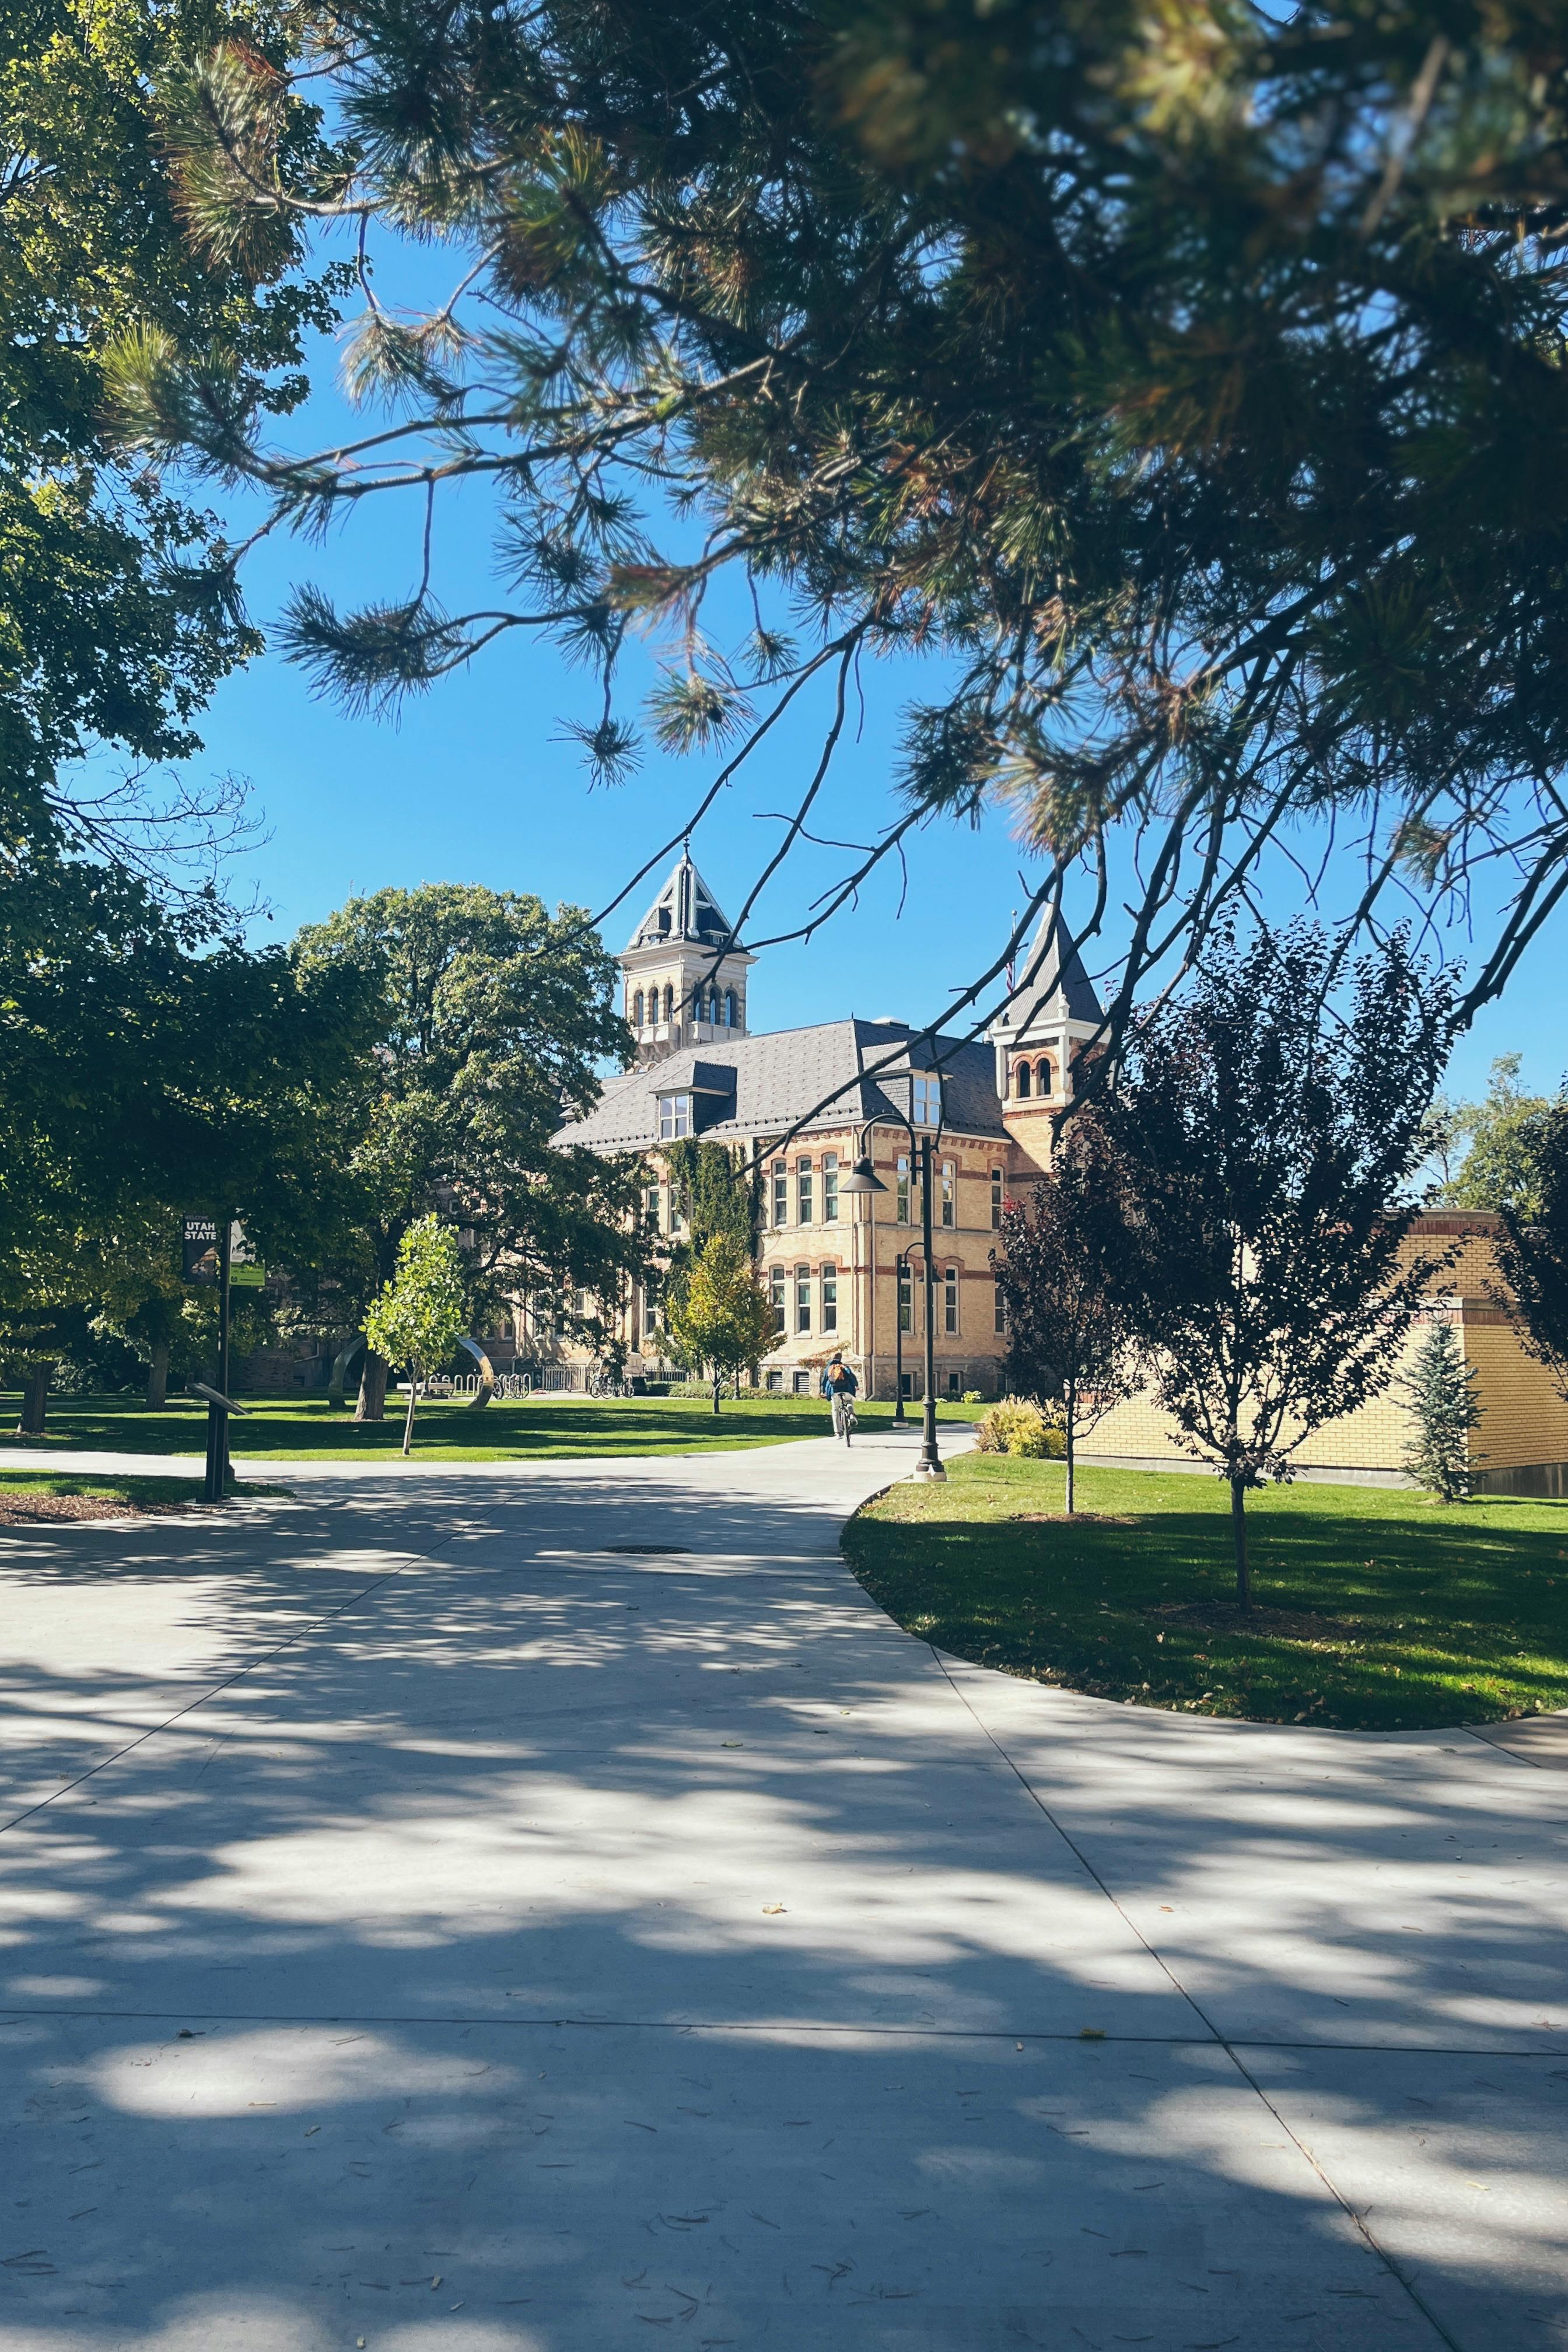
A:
1088,1216,1568,1477
1465,1316,1568,1472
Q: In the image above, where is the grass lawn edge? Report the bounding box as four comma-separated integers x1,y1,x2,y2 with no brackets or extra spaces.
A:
841,1452,1568,1734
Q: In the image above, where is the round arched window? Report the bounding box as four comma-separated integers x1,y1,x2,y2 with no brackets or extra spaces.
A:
632,989,645,1026
1015,1060,1031,1098
1037,1058,1054,1095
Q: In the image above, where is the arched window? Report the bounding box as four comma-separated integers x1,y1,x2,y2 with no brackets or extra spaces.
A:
725,989,737,1027
663,983,674,1023
1015,1060,1031,1098
632,989,644,1027
1037,1057,1054,1095
708,988,720,1024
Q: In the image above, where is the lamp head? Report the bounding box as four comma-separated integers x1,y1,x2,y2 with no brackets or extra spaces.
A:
837,1153,887,1195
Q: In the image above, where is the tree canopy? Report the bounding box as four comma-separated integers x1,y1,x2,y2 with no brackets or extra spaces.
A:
290,883,642,1331
1,0,342,874
1103,923,1455,1603
1431,1053,1556,1216
112,0,1568,1044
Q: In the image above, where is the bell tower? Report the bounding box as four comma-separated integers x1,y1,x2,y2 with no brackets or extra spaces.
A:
987,902,1104,1173
621,854,755,1063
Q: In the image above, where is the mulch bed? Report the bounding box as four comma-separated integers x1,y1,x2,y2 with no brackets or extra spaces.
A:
0,1494,209,1525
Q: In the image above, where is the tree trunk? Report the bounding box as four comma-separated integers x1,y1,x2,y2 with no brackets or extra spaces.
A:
17,1362,49,1436
355,1350,389,1423
145,1341,170,1411
1230,1477,1251,1608
401,1367,418,1457
712,1371,721,1416
1063,1381,1076,1515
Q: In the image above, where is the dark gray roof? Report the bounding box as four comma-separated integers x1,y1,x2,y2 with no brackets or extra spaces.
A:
625,853,740,953
554,1019,1007,1154
993,902,1102,1040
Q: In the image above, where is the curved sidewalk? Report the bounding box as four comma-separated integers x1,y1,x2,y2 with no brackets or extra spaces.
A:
1,1429,1563,2349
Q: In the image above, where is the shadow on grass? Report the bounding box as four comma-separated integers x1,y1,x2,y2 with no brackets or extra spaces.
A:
0,1391,969,1462
844,1455,1568,1730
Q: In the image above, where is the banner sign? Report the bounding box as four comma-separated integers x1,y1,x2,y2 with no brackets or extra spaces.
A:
182,1216,220,1284
229,1221,265,1290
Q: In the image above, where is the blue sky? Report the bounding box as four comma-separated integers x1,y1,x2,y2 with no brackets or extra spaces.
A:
148,299,1565,1108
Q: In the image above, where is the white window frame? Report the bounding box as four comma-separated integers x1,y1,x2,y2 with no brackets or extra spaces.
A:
769,1266,786,1334
943,1265,959,1335
895,1153,911,1224
912,1073,941,1126
822,1152,839,1222
772,1160,788,1227
658,1091,691,1140
991,1167,1005,1230
796,1156,813,1225
940,1159,956,1228
821,1264,838,1334
794,1263,812,1335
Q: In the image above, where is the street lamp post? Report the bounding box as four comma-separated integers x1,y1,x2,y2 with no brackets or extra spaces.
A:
914,1131,945,1481
839,1116,943,1476
894,1247,909,1422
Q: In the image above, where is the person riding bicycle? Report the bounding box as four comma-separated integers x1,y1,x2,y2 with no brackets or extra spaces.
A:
821,1351,859,1443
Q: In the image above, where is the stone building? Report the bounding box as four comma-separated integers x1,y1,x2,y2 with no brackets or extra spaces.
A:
552,855,1568,1487
552,855,1101,1399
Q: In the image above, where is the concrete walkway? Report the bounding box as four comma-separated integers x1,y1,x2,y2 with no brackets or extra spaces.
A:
0,1430,1563,2351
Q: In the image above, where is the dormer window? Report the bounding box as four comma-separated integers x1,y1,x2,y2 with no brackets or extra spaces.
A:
911,1073,941,1125
658,1091,691,1140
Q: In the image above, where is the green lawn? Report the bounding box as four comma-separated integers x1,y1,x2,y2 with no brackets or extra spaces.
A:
843,1452,1568,1730
0,1390,972,1462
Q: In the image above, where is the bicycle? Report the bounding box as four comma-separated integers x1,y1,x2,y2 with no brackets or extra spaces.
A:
831,1390,857,1445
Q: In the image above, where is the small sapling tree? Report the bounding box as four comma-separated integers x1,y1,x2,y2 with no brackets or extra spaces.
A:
364,1216,468,1455
664,1233,776,1413
1106,923,1455,1606
993,1111,1144,1513
1399,1319,1483,1500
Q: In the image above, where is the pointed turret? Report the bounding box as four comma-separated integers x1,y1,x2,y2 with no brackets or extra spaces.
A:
987,902,1104,1168
620,853,755,1062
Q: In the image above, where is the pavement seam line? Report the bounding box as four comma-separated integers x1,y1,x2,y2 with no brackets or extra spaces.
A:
0,2007,1560,2060
0,1504,450,1838
926,1643,1468,2352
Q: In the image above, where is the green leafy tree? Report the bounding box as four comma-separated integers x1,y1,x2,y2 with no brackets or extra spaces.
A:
664,1234,776,1415
1493,1095,1568,1409
1399,1321,1484,1502
993,1114,1144,1515
363,1216,467,1456
292,884,642,1420
1107,925,1456,1607
0,856,377,1429
1431,1056,1553,1216
1,0,342,869
115,2,1568,1037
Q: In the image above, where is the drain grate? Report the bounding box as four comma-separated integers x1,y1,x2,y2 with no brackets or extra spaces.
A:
606,1543,692,1555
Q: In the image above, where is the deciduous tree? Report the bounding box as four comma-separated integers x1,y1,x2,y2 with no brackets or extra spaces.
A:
993,1114,1144,1515
664,1234,775,1415
364,1216,467,1455
1106,925,1455,1606
292,885,642,1419
1493,1096,1568,1408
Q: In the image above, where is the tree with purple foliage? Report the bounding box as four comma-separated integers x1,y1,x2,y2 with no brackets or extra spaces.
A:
992,1112,1145,1516
1103,926,1455,1607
